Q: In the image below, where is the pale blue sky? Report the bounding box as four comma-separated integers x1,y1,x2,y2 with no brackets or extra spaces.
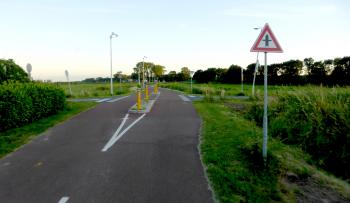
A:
0,0,349,81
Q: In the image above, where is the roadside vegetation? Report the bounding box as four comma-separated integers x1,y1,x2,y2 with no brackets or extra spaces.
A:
0,82,66,132
163,82,350,202
0,59,97,158
58,82,136,98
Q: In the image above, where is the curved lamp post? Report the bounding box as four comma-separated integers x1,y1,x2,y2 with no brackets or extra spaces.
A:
252,27,261,97
110,32,118,95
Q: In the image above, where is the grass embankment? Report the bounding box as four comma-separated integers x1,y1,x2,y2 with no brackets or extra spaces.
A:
58,82,137,98
195,101,350,202
0,102,96,158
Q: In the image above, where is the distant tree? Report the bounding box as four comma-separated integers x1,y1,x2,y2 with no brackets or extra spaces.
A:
166,71,177,82
304,58,315,75
245,63,257,83
309,61,327,84
193,70,204,83
279,60,303,85
152,65,166,78
82,78,96,83
180,67,191,81
331,56,350,85
222,64,242,84
215,68,227,83
0,59,30,84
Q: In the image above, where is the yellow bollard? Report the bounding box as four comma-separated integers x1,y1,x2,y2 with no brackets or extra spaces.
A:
154,83,158,94
137,88,141,111
145,85,149,102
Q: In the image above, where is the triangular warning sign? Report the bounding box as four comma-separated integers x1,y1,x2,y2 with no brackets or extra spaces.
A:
251,23,283,53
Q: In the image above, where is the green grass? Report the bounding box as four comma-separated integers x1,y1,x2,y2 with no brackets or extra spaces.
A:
194,101,350,202
0,102,96,158
58,82,137,98
159,82,350,97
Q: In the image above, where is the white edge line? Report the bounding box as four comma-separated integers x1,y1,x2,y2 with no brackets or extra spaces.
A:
107,96,129,103
97,98,111,103
102,114,146,152
58,197,69,203
102,114,129,152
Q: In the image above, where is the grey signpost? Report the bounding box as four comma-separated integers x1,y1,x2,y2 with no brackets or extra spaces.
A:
65,70,72,95
250,23,283,161
26,63,32,80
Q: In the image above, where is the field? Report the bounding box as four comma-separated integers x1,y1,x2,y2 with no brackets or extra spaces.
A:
58,82,137,98
161,82,350,202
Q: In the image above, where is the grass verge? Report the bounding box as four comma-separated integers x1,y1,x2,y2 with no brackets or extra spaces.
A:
194,101,350,202
0,102,96,158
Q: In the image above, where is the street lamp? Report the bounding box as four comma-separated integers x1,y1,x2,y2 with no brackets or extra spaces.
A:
110,32,118,95
142,56,147,88
252,27,261,97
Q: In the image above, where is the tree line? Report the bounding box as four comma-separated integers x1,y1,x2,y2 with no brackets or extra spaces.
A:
192,56,350,85
80,56,349,86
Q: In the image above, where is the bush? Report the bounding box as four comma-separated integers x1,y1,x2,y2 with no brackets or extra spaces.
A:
0,82,66,131
247,87,350,180
0,59,30,84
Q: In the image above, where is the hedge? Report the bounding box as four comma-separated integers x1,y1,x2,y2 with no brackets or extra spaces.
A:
0,82,66,131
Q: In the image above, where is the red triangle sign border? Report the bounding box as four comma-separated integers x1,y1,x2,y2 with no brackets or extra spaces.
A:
250,23,283,53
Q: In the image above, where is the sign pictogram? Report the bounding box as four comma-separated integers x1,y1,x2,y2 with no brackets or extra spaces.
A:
250,23,283,53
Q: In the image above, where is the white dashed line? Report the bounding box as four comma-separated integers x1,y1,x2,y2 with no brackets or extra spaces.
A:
97,98,111,103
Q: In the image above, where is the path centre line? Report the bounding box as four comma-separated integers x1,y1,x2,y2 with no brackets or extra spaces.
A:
102,114,129,152
102,113,146,152
107,96,129,103
58,196,69,203
178,95,190,102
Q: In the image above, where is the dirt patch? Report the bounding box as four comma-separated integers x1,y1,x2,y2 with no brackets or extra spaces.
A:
284,172,349,203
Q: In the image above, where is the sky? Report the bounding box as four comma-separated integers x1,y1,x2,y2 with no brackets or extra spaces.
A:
0,0,349,81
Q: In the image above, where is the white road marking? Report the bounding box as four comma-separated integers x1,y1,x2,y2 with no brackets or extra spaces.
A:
102,114,129,152
107,96,129,103
178,95,190,102
58,197,69,203
97,98,111,103
102,113,146,152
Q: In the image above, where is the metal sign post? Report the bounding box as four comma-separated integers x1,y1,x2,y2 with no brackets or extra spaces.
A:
250,23,283,160
26,63,32,80
65,70,73,96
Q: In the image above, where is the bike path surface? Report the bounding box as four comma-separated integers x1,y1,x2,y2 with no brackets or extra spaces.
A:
0,89,213,203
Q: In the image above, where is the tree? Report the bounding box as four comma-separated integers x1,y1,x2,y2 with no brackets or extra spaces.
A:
0,59,30,84
222,65,242,84
180,67,191,81
279,60,303,85
331,56,350,85
152,65,166,78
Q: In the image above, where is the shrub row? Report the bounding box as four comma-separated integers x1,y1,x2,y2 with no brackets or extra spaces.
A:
0,82,66,132
246,87,350,180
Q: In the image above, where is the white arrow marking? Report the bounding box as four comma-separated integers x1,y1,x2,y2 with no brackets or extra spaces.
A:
58,197,69,203
102,113,146,152
102,114,129,152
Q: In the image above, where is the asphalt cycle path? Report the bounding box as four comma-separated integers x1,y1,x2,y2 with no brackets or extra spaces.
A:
0,89,213,203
